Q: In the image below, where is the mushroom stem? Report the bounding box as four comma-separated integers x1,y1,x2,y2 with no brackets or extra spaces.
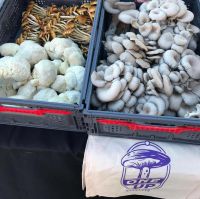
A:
138,167,150,179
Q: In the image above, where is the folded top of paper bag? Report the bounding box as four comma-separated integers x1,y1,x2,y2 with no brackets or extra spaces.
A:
82,136,200,199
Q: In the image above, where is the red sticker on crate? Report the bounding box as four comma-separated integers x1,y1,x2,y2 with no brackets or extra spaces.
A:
97,119,200,135
0,106,72,116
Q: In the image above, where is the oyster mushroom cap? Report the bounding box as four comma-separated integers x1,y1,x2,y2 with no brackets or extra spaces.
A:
175,1,187,18
178,10,194,23
118,10,139,24
149,8,167,21
91,71,106,88
188,36,197,51
120,51,136,66
158,32,174,50
146,0,159,11
169,94,182,111
178,104,194,117
163,50,180,68
114,2,136,11
104,64,121,81
96,80,121,102
181,55,200,80
159,63,170,75
103,0,120,14
174,34,188,46
133,83,145,97
142,102,158,115
162,75,173,96
128,76,140,91
111,41,124,54
138,11,150,25
160,2,180,17
107,54,119,64
148,23,161,41
108,99,125,111
171,44,185,54
182,92,199,106
121,89,131,103
136,59,150,69
148,96,166,116
126,96,137,107
139,22,152,37
182,49,196,57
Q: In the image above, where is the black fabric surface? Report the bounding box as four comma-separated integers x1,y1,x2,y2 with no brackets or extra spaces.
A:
0,124,156,199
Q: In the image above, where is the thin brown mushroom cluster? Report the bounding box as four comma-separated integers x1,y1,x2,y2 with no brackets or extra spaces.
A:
16,0,96,54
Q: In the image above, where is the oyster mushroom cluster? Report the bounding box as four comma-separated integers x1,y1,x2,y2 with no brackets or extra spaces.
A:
91,0,200,118
0,38,85,104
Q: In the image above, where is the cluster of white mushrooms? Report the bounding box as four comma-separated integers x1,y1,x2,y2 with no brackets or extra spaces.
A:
91,0,200,118
0,38,85,104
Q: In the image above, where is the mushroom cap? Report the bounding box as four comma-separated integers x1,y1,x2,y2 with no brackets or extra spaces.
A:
181,55,200,79
139,22,152,37
158,32,174,50
163,50,180,68
138,11,150,25
96,80,122,102
91,71,106,88
178,10,194,23
174,34,188,46
121,149,170,169
103,0,120,14
160,2,180,17
149,8,167,21
148,23,161,41
118,10,139,24
114,2,136,11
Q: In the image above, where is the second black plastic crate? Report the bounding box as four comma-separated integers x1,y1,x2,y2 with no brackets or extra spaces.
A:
84,0,200,144
0,0,102,131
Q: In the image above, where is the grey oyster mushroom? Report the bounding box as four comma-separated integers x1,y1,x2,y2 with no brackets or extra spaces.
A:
90,0,200,117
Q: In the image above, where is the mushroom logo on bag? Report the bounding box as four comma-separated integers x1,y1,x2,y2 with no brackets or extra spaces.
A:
121,141,171,191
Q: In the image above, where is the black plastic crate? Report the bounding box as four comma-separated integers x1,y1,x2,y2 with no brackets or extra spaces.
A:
0,0,102,131
84,0,200,144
